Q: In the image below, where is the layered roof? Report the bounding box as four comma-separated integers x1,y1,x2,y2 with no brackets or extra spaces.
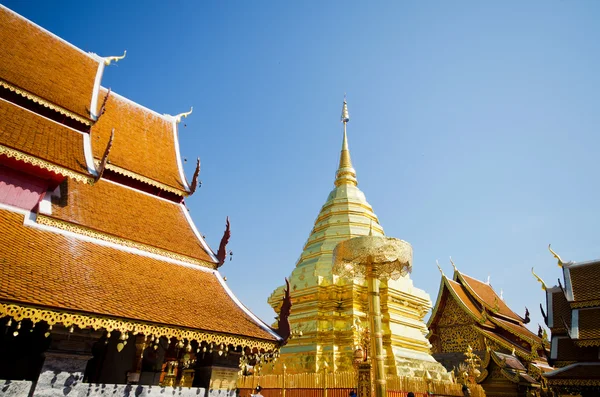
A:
0,5,102,122
566,261,600,306
45,178,216,265
0,98,93,182
91,88,189,195
0,208,278,347
428,268,547,363
544,363,600,386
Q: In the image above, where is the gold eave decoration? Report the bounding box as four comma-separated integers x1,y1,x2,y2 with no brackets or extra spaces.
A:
570,299,600,309
0,302,279,351
0,145,94,184
473,326,535,362
573,338,600,347
487,315,538,346
0,79,92,126
36,215,216,269
94,161,187,196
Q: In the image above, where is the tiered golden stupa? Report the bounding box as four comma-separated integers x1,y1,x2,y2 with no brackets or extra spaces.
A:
267,100,449,380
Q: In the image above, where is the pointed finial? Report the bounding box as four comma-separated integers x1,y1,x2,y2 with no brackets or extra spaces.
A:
341,95,350,123
334,96,357,187
486,275,490,285
436,260,445,277
450,256,457,272
500,289,504,301
531,267,547,291
548,244,564,268
369,220,373,236
103,50,127,66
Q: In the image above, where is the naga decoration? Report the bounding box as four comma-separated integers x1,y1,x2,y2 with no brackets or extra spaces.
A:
96,88,111,121
540,304,548,325
216,217,231,267
96,129,114,181
523,307,530,324
538,324,543,338
189,158,201,195
531,267,548,290
548,244,565,267
274,278,292,344
103,50,127,66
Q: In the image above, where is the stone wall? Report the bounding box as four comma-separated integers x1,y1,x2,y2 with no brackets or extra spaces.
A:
0,371,236,397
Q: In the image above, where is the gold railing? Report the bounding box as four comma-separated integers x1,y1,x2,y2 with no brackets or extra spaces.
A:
237,372,486,397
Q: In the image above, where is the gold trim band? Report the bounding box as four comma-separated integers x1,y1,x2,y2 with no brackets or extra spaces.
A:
0,302,278,351
36,215,216,269
0,145,94,184
97,161,187,196
0,79,92,126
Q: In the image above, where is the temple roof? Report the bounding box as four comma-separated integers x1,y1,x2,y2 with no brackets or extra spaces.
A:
443,277,492,326
91,89,190,195
0,98,93,182
576,307,600,342
0,5,102,122
567,260,600,305
457,272,524,322
45,178,217,265
0,207,279,347
544,363,600,383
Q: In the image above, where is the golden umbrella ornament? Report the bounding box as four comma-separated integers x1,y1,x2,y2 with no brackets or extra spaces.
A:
333,235,413,397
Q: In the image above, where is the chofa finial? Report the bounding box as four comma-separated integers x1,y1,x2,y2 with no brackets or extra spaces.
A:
449,256,457,272
436,260,445,277
103,50,127,66
170,107,193,123
548,244,564,268
531,267,548,291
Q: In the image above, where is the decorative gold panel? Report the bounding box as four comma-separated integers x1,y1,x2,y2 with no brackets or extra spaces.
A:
438,299,473,326
0,302,278,351
438,325,481,353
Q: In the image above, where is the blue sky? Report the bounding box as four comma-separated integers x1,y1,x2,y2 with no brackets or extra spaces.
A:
7,1,600,331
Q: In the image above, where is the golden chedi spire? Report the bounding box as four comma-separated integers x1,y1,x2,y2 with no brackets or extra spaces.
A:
335,98,358,187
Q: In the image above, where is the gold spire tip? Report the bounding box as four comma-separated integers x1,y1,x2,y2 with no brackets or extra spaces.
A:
341,96,349,123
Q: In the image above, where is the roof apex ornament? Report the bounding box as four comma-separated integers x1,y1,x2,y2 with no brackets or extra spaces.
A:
531,267,547,291
486,275,490,285
548,244,564,268
103,50,127,66
189,158,201,195
436,260,445,277
216,217,231,267
523,307,530,324
450,256,458,272
170,107,193,124
95,129,114,181
500,288,504,300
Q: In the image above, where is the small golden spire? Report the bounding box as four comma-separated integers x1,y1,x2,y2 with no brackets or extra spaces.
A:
531,267,547,291
548,244,564,268
369,219,373,236
335,96,357,187
103,50,127,66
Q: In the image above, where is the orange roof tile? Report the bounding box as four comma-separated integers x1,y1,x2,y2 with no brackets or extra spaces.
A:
0,98,90,175
551,291,572,332
446,278,493,326
48,179,216,264
569,263,600,303
0,6,100,119
459,273,524,322
577,308,600,340
91,89,188,193
0,208,276,342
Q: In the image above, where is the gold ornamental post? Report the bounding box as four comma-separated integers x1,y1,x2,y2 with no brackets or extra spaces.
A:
333,235,413,397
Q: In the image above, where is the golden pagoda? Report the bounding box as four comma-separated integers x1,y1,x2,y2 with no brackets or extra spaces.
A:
267,99,449,379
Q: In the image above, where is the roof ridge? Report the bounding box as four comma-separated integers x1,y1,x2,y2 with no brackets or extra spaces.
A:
0,5,102,63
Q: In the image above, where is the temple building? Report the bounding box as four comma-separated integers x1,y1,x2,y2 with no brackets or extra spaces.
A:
427,263,553,397
0,4,280,391
267,100,449,380
537,247,600,396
